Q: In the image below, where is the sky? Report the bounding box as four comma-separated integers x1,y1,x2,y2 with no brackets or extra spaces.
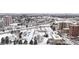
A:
0,0,79,13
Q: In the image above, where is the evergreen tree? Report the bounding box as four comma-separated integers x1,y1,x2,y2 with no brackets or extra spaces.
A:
34,39,37,45
5,36,9,44
1,37,5,44
24,40,27,44
29,40,33,45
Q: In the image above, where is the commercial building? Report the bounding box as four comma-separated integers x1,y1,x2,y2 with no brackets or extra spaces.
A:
54,19,72,31
63,28,69,33
69,25,79,37
3,16,13,26
58,21,72,30
52,34,63,43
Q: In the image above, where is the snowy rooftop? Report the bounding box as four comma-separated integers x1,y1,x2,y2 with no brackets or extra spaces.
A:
10,23,20,26
52,34,62,40
55,20,73,23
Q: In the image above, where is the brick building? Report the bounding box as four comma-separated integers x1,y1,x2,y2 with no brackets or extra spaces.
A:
3,16,13,26
69,25,79,37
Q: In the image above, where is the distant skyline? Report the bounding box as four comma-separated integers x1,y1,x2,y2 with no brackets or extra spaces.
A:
0,13,79,17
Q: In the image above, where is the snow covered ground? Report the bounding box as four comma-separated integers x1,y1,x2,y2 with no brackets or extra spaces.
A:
0,23,67,45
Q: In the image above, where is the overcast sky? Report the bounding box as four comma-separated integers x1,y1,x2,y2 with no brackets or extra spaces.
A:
0,0,79,13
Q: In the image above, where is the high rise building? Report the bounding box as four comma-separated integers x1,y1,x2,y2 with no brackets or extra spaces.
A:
69,25,79,37
3,16,13,26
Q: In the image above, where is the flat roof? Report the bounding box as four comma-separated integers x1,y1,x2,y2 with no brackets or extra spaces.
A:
55,20,73,23
22,29,35,42
10,23,20,26
52,34,62,40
